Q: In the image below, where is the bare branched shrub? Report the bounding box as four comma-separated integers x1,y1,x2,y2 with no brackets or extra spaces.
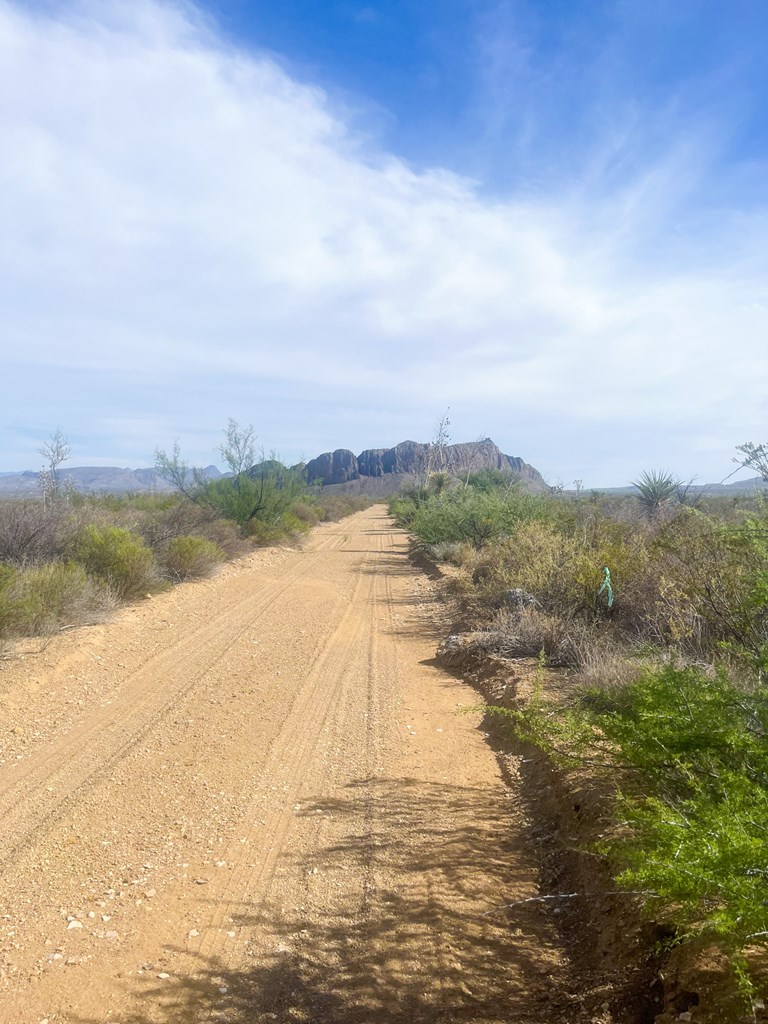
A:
135,499,218,551
479,607,599,667
198,518,249,559
0,499,67,563
424,540,465,564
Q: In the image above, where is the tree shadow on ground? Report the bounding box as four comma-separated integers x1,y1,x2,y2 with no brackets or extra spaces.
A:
73,778,586,1024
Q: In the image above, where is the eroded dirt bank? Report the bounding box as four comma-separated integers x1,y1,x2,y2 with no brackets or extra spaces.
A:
2,507,599,1024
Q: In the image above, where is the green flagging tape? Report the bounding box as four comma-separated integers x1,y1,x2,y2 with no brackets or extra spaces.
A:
598,566,614,609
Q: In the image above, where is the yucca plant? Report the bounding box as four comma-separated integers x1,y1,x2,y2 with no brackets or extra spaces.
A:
631,469,678,518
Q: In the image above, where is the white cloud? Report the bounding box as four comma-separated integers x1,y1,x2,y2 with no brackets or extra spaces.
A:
0,0,765,483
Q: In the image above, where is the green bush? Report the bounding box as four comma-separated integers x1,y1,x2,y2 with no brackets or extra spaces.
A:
161,536,226,581
200,465,306,531
497,663,768,995
0,561,115,638
70,525,157,599
403,489,552,548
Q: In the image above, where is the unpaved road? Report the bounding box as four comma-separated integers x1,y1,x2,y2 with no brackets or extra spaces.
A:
0,507,579,1024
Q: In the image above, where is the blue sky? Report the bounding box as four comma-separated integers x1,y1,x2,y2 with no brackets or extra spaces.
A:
0,0,766,484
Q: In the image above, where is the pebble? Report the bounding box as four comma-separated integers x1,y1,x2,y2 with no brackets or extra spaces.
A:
188,929,200,937
157,972,170,980
66,920,83,930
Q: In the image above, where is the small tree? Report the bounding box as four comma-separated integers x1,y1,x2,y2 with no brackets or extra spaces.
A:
155,426,307,533
219,419,257,484
735,442,768,483
154,440,202,501
38,428,71,503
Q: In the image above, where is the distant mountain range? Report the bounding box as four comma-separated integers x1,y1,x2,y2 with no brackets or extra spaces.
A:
0,441,764,498
0,465,223,497
583,477,767,496
0,438,545,497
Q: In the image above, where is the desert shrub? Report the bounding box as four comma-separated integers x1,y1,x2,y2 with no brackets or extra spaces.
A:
200,465,307,531
135,497,218,551
160,536,226,582
405,490,552,548
480,606,602,667
198,518,248,559
0,564,16,637
0,561,115,638
653,509,768,667
70,525,157,599
0,499,67,563
495,662,768,995
316,494,375,521
423,540,466,564
291,501,321,527
466,517,654,624
246,517,299,545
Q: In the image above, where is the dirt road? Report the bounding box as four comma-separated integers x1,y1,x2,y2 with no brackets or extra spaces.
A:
0,507,578,1024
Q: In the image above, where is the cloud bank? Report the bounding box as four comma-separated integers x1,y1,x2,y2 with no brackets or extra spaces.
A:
0,0,765,483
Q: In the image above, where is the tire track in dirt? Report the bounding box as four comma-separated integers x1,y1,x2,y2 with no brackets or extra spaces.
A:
191,540,380,964
0,509,587,1024
0,541,350,868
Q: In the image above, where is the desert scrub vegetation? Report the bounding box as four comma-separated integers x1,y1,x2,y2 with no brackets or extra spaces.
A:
494,662,768,1001
159,536,227,582
69,524,158,599
0,422,373,646
0,561,115,639
391,461,768,998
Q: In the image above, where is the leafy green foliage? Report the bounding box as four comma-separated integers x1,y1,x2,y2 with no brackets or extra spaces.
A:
70,525,157,599
495,663,768,992
161,536,225,581
465,468,512,492
391,489,551,548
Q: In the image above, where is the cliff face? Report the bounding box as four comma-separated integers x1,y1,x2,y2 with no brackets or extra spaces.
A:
305,439,546,491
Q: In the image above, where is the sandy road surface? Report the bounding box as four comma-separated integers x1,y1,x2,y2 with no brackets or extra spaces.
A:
0,507,578,1024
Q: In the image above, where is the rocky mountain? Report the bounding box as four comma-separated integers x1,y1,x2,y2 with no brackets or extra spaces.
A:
0,440,546,497
304,438,547,492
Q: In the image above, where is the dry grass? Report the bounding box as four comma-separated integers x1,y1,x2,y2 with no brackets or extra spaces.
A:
0,561,116,639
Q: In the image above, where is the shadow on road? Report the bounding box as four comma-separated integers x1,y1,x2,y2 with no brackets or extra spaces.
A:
72,778,581,1024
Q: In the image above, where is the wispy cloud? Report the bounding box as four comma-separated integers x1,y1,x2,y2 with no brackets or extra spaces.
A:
0,0,765,483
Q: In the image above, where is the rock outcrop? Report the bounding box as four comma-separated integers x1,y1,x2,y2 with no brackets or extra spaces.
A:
304,449,359,486
304,438,546,490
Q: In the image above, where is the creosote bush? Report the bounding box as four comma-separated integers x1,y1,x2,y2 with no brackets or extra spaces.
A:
70,524,157,599
161,536,226,582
